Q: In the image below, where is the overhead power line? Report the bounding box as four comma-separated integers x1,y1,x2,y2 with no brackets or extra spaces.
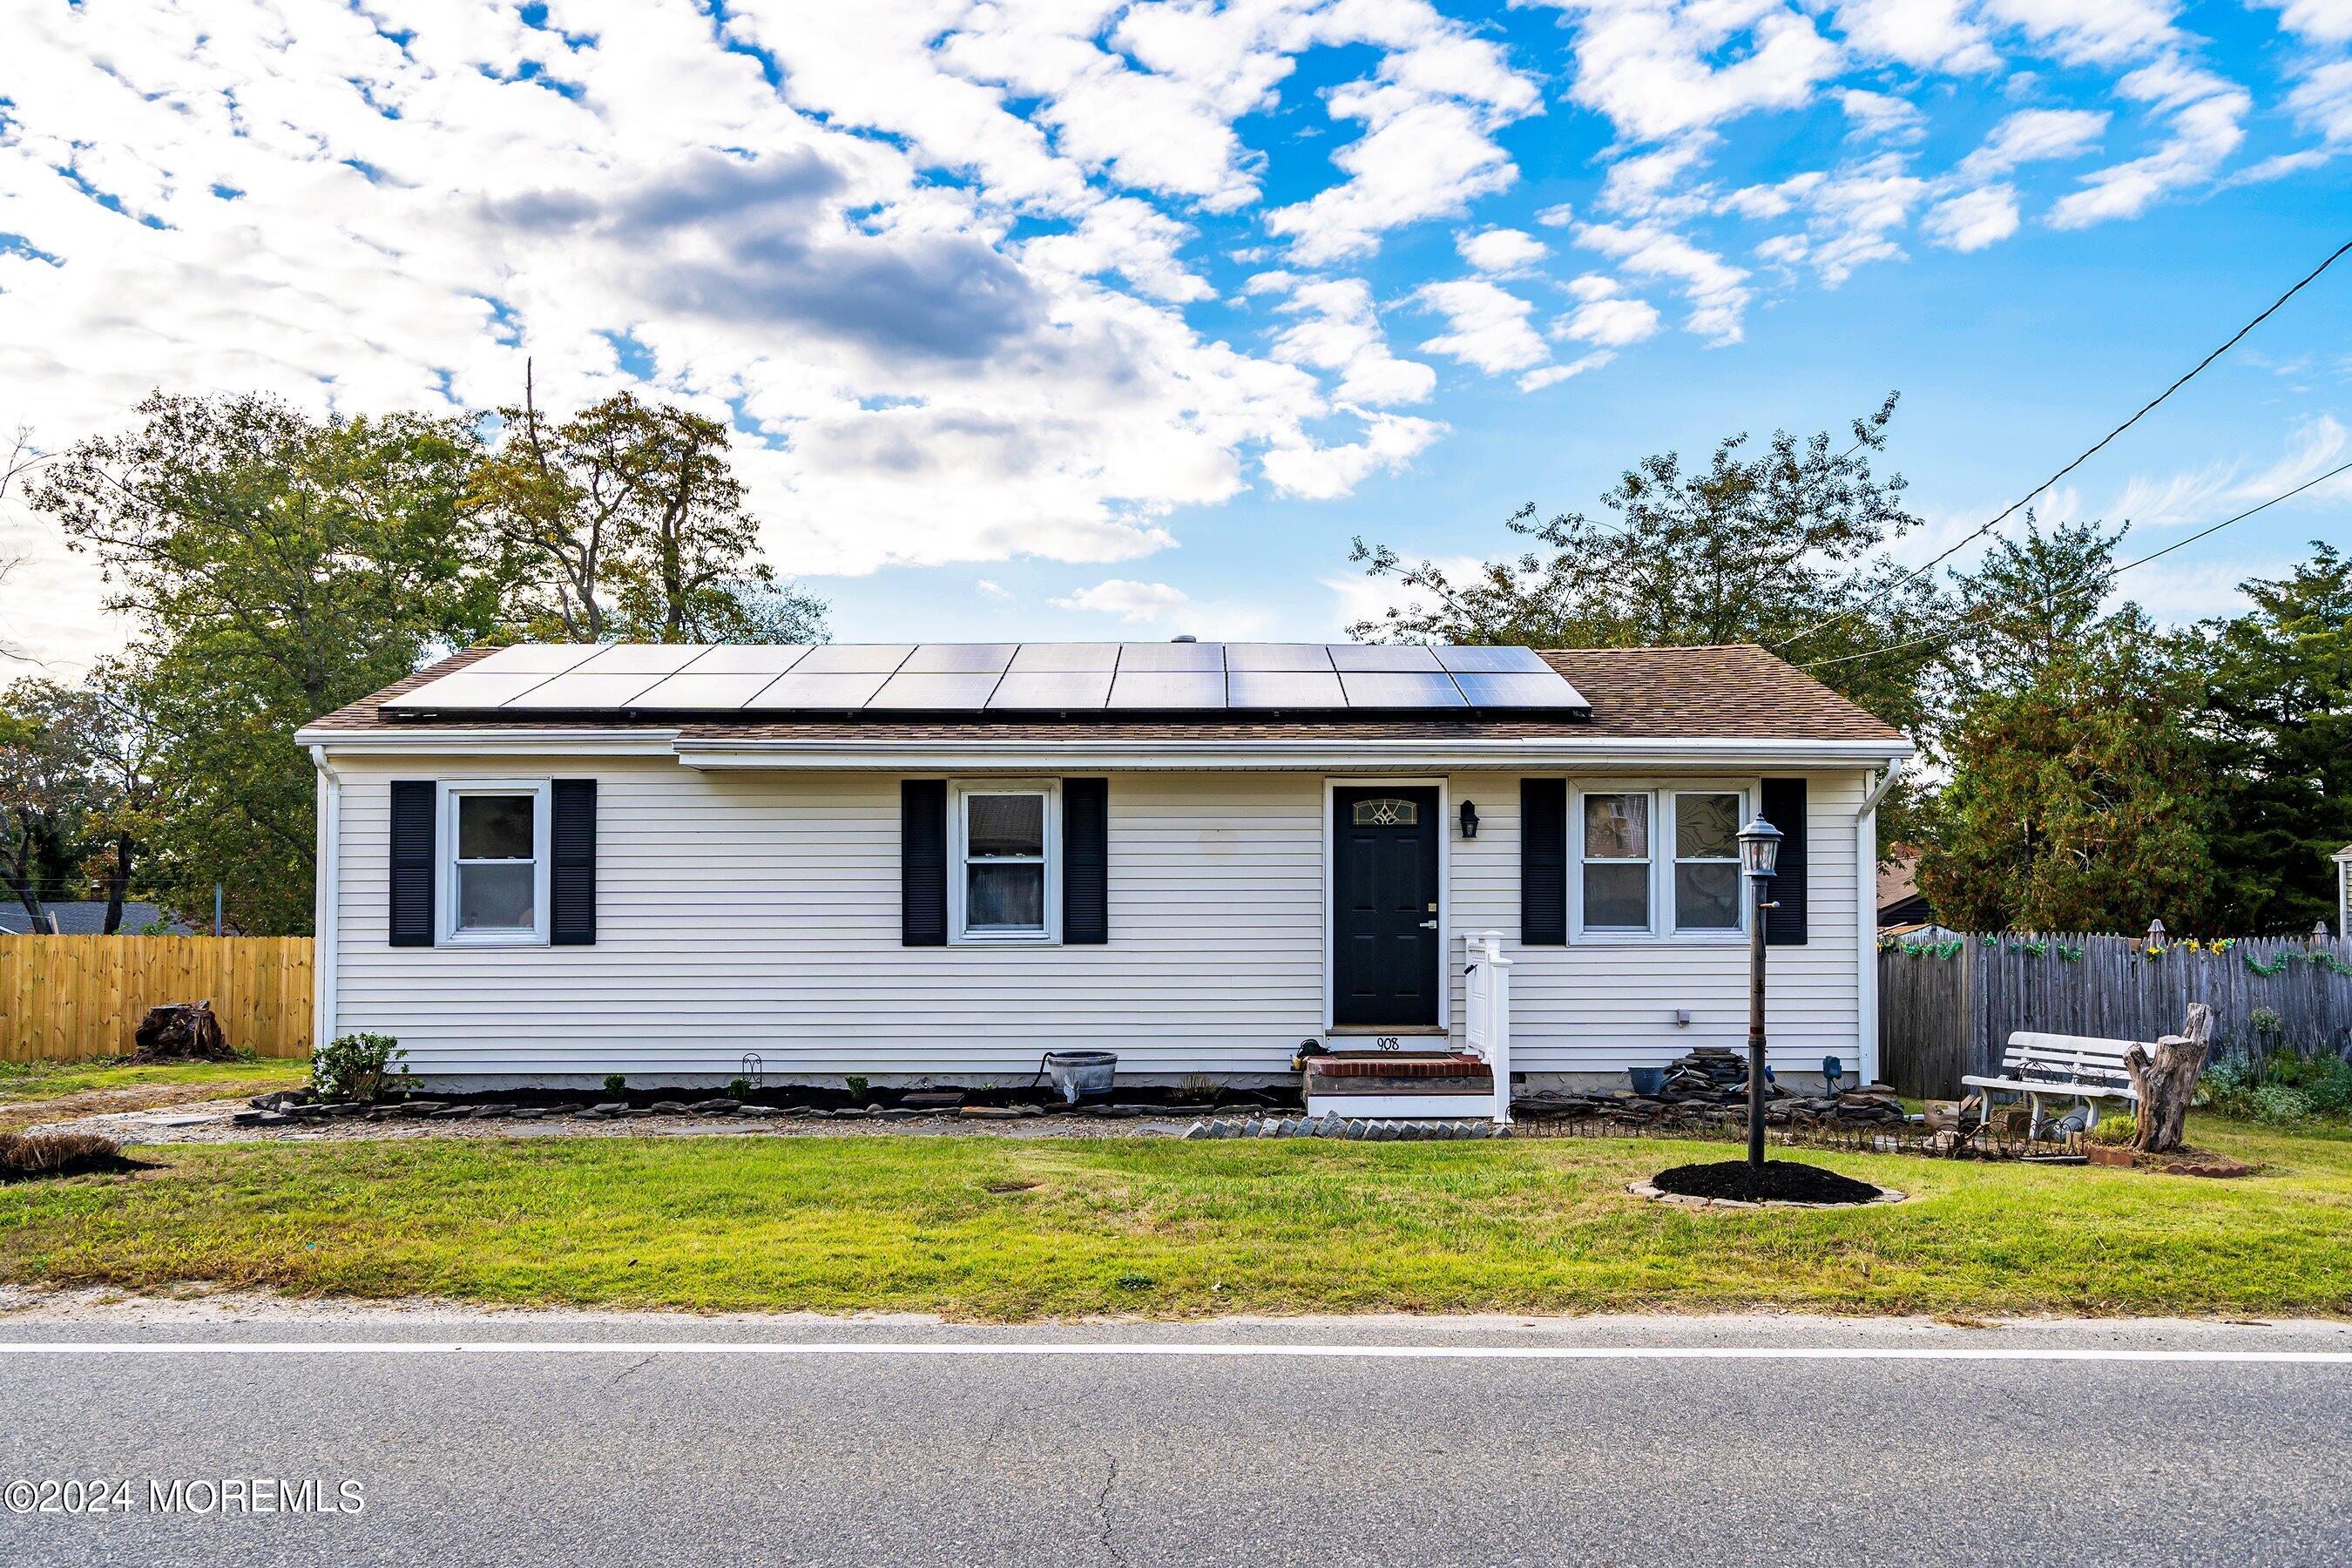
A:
1772,234,2352,653
1794,455,2352,671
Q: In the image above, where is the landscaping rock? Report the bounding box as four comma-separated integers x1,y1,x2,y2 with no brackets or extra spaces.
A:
690,1098,741,1114
902,1092,964,1111
428,1106,472,1119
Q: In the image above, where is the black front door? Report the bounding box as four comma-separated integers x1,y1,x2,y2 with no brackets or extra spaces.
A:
1332,786,1441,1028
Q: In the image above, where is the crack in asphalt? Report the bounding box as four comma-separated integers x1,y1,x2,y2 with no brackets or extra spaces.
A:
1094,1453,1129,1568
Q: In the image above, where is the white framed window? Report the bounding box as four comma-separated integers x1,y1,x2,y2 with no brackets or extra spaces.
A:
1578,791,1652,933
949,780,1059,944
1570,785,1749,942
440,781,550,946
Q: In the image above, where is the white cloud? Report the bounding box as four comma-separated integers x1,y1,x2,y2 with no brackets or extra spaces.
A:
1260,409,1446,501
975,578,1012,600
1833,0,2001,73
1413,280,1551,374
1050,578,1192,622
1455,227,1549,275
2051,56,2249,226
1559,295,1664,348
1923,184,2019,250
1839,89,1927,143
1957,107,2111,179
1535,0,1844,144
1570,222,1753,341
1262,276,1436,406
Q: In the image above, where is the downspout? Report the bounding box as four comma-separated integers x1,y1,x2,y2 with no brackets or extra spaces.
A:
1855,758,1905,1087
310,745,341,1056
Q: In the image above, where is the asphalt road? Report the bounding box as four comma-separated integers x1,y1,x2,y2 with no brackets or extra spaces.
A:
0,1312,2346,1567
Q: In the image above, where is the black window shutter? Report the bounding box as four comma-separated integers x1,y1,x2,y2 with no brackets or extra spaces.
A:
1063,778,1109,944
1761,777,1808,946
901,780,948,946
551,779,598,946
389,781,436,948
1520,778,1567,945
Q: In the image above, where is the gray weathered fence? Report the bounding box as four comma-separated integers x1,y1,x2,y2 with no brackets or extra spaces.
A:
1880,931,2352,1098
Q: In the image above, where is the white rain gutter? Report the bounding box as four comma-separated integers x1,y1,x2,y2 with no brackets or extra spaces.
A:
308,744,341,1053
1855,756,1905,1085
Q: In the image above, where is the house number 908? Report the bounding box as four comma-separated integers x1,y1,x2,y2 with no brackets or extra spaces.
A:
1375,1036,1400,1051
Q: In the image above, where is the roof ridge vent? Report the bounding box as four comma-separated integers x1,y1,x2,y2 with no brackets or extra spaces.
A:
1171,634,1198,643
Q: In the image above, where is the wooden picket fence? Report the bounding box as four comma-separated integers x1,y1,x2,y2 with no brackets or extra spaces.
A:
1881,930,2352,1098
0,936,314,1063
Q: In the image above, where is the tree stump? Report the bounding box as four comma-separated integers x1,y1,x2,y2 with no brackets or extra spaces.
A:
130,1000,234,1063
2125,1003,2214,1154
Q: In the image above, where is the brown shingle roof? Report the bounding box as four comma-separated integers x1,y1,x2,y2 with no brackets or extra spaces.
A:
307,643,1903,744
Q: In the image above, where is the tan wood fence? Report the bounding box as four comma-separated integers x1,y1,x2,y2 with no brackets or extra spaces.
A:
0,936,314,1063
1881,930,2352,1098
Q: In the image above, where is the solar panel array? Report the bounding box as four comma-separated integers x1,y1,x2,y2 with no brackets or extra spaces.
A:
383,643,1590,716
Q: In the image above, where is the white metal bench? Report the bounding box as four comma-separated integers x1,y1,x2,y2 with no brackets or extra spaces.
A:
1963,1031,2147,1136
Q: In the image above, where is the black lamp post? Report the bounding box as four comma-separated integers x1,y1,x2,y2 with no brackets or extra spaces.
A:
1738,814,1783,1173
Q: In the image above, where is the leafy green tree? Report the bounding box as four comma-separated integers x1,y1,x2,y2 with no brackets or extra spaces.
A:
1346,395,1945,746
32,393,501,933
2194,544,2352,933
0,680,87,928
469,377,825,644
1916,522,2214,932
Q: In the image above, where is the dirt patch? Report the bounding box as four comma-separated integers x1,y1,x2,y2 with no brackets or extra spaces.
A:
0,1079,294,1133
1651,1159,1885,1206
2138,1146,2258,1179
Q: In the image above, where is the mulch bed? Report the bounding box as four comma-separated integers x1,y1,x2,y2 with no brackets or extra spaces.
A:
2136,1146,2257,1179
1651,1159,1885,1206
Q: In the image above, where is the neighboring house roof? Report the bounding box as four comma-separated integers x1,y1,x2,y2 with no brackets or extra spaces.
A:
2336,844,2352,862
308,643,1908,747
1876,845,1922,911
0,901,182,936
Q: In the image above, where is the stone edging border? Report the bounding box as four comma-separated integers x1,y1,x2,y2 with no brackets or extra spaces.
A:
1625,1179,1909,1212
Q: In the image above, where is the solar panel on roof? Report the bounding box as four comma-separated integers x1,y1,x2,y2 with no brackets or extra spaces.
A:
1116,641,1224,672
1434,645,1551,673
989,672,1112,709
625,672,782,710
868,672,1004,708
1450,671,1584,707
1227,670,1344,707
686,644,812,674
573,644,708,674
466,644,604,674
900,643,1016,673
1329,644,1441,672
383,671,560,708
1107,671,1226,707
502,671,668,708
792,645,913,673
1227,643,1335,672
741,672,890,708
1007,643,1121,672
1339,671,1466,707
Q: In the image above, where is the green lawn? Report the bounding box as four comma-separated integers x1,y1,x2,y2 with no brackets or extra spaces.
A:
1,1116,2346,1320
0,1058,309,1104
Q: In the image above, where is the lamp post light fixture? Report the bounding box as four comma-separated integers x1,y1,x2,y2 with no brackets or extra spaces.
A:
1736,814,1783,1174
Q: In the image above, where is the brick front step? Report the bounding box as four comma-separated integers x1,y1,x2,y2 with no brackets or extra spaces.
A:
1307,1075,1495,1097
1308,1054,1485,1080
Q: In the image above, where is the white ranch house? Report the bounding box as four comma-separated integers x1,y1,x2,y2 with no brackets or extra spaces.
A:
299,640,1913,1094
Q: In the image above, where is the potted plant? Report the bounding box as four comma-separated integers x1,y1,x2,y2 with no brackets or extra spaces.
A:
2083,1112,2138,1168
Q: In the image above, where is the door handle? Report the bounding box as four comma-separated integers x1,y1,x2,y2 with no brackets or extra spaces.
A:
1418,920,1439,929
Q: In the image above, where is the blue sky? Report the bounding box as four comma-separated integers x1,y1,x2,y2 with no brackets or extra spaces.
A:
2,0,2348,668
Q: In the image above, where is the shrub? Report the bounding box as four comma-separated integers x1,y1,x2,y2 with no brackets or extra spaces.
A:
726,1077,754,1099
845,1074,869,1099
604,1073,627,1097
2269,1049,2352,1115
2087,1112,2137,1146
2252,1085,2316,1125
310,1032,412,1104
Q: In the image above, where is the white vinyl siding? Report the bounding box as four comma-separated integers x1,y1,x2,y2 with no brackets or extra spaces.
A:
325,758,1870,1081
1445,768,1866,1075
332,760,1326,1078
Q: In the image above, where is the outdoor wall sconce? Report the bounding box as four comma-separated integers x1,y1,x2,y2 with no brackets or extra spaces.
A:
1459,801,1479,839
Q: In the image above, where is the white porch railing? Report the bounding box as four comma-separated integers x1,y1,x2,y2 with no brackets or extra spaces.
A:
1462,929,1512,1125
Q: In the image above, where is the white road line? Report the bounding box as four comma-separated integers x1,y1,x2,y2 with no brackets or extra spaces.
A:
0,1342,2345,1364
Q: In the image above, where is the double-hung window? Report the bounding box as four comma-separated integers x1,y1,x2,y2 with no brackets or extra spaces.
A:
950,781,1059,943
1571,786,1748,941
442,781,550,945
